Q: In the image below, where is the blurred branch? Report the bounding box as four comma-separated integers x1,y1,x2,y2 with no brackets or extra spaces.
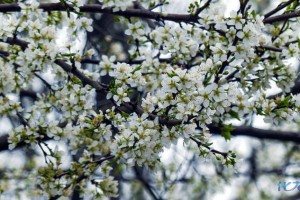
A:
133,1,156,29
20,89,38,100
134,166,161,200
0,135,9,151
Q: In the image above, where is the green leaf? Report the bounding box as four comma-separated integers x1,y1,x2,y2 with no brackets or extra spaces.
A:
149,1,155,8
256,108,264,115
203,142,213,148
137,93,141,103
281,95,291,107
114,16,120,22
61,53,76,57
203,74,212,86
229,110,240,120
167,72,177,77
199,149,208,156
250,10,256,18
109,79,116,89
109,79,118,94
121,112,130,118
221,124,234,141
132,65,141,73
223,70,229,75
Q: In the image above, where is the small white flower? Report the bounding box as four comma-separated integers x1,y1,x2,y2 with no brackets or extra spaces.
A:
76,17,93,32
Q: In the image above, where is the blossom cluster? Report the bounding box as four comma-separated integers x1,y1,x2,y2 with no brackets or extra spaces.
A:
99,0,134,12
0,0,300,199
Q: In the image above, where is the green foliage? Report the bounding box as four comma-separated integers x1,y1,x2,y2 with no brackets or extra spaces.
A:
221,124,234,141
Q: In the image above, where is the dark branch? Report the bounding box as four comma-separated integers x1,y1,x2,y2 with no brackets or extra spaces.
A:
0,3,198,23
264,9,300,24
20,89,38,100
2,37,108,92
209,125,300,143
2,123,300,152
194,0,212,16
133,1,156,29
2,2,300,25
190,136,228,158
264,0,296,18
0,135,9,151
54,59,107,92
258,45,282,52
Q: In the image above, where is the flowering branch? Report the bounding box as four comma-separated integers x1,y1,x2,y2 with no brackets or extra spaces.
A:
190,136,228,158
2,37,108,92
1,1,300,198
0,3,197,23
1,2,300,25
1,120,300,153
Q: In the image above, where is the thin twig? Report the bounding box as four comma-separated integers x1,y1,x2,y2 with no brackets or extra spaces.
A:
264,0,296,18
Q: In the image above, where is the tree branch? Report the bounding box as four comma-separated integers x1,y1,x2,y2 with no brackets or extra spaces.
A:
20,89,38,100
134,166,161,200
0,134,9,151
133,1,156,29
1,124,300,152
194,0,212,16
258,45,282,52
264,0,296,18
2,2,300,25
0,3,198,23
2,37,108,92
208,125,300,143
264,9,300,24
54,59,107,92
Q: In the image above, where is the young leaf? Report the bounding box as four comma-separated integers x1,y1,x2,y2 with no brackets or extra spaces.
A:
229,110,240,120
221,124,234,141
